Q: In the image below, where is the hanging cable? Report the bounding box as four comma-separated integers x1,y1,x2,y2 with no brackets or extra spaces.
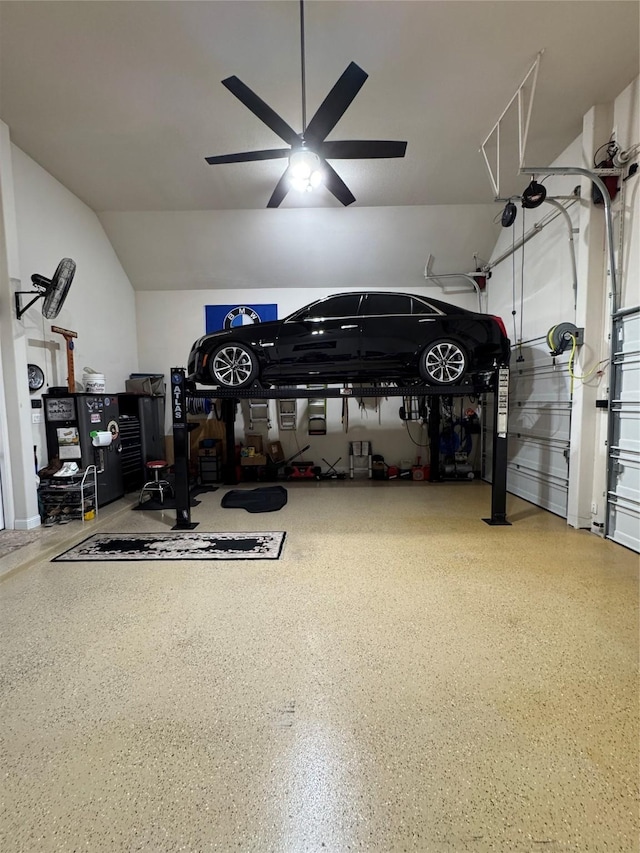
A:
511,222,517,343
299,0,307,134
565,335,609,396
518,208,525,361
403,420,430,449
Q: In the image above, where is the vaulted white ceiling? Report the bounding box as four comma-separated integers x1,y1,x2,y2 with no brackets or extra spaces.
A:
1,1,638,213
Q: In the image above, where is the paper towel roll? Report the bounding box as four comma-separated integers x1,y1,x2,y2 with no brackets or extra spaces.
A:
91,431,112,447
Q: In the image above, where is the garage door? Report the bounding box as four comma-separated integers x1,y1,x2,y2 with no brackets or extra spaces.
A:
483,341,572,517
607,309,640,552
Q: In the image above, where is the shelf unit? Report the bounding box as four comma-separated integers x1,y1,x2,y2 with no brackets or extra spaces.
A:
38,465,98,524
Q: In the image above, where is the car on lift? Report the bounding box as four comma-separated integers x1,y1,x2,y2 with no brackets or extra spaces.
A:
187,291,510,390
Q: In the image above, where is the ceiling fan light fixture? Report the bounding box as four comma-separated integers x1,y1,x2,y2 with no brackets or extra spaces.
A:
289,149,320,179
289,149,323,192
308,168,323,188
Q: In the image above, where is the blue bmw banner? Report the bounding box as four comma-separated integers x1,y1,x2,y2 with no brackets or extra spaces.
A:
205,303,278,333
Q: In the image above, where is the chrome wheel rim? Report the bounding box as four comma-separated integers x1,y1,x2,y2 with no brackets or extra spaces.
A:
424,342,466,384
212,346,253,386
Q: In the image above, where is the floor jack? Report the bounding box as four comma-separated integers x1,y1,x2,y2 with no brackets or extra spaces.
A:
278,445,321,480
318,457,346,480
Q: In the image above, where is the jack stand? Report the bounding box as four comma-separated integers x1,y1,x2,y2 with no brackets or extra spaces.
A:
51,325,77,392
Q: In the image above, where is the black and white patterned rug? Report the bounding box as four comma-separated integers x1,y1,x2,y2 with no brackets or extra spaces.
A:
52,531,286,562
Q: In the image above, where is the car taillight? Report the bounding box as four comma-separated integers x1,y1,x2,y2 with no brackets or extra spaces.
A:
492,315,508,339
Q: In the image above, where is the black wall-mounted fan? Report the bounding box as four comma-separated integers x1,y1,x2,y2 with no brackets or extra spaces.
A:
205,2,407,207
15,258,76,320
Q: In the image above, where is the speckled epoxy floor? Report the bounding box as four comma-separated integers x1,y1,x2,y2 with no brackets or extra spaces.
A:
1,482,638,852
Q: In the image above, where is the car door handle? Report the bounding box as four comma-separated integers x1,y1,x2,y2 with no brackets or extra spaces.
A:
418,318,436,323
341,324,358,330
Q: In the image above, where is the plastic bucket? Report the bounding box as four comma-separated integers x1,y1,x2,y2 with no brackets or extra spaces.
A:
83,373,105,393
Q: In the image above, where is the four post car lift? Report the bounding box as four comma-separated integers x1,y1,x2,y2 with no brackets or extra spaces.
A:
169,367,511,531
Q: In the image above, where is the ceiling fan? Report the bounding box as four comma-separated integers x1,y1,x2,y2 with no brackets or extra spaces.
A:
205,0,407,208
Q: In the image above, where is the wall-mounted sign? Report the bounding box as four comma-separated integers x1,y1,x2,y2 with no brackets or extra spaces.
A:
171,370,186,425
205,303,277,333
496,367,509,437
57,427,81,459
44,397,75,421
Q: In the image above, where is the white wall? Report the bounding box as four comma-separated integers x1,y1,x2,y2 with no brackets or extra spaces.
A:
486,135,584,348
11,145,139,469
99,204,500,292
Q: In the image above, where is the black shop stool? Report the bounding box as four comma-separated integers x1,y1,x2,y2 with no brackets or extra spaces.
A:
139,460,173,505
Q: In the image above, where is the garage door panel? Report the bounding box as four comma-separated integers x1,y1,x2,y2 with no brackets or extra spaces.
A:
508,435,570,483
512,367,571,406
482,343,571,519
511,404,571,442
612,354,640,405
609,450,640,504
611,405,640,454
506,466,569,517
608,497,640,552
608,310,640,552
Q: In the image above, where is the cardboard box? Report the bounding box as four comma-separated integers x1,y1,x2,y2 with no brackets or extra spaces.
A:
267,440,285,464
244,433,264,454
241,453,267,466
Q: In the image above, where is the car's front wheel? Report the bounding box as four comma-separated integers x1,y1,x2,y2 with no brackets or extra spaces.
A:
420,340,468,385
208,343,259,388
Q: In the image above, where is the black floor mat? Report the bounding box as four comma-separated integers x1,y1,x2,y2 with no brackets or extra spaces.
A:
221,486,288,513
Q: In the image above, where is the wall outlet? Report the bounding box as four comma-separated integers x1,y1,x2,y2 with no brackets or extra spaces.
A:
591,502,598,515
31,412,43,424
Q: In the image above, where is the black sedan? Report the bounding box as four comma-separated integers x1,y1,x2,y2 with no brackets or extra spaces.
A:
187,292,510,389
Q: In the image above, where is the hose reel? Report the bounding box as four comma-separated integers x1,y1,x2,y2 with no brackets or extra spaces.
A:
547,322,583,357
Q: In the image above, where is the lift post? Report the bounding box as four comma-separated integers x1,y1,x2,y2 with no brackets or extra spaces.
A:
221,398,238,485
170,368,197,530
427,399,441,481
483,366,511,525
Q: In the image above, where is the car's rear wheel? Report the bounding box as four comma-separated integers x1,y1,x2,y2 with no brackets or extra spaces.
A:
420,340,468,385
209,343,258,388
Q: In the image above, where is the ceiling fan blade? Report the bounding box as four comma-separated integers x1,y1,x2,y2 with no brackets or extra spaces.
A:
322,161,356,206
304,62,368,146
321,140,407,159
266,168,292,208
222,76,300,146
206,149,291,165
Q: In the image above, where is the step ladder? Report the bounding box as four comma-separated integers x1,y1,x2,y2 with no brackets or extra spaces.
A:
349,440,372,479
277,399,297,430
248,399,271,431
307,385,327,435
